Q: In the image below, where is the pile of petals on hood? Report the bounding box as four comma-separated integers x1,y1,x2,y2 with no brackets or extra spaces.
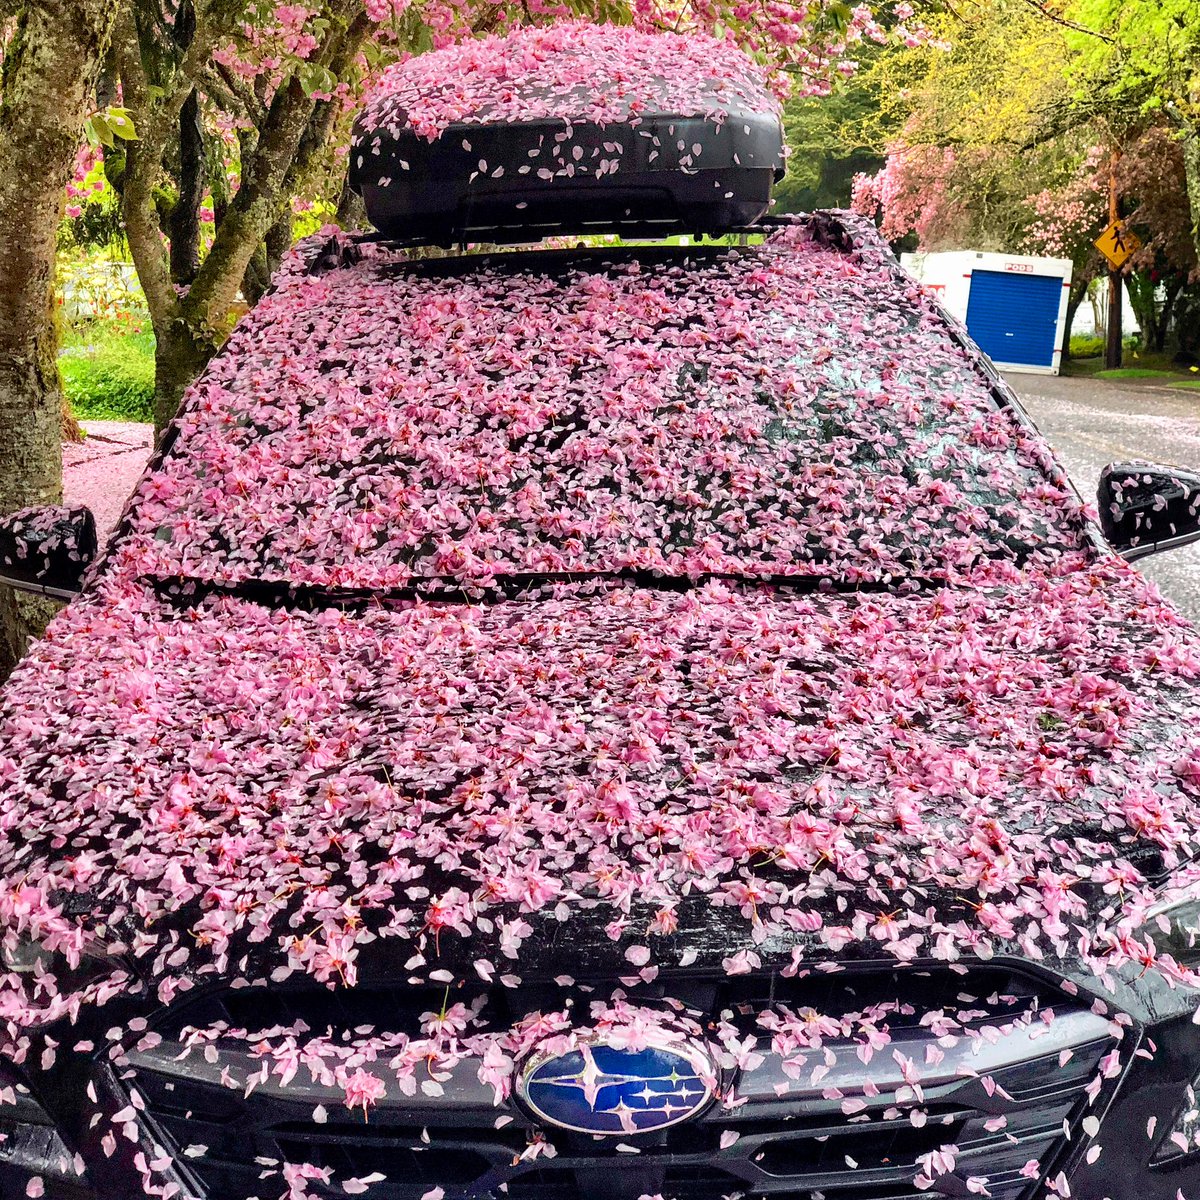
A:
355,22,781,142
0,559,1194,1192
2,560,1200,1005
113,222,1088,594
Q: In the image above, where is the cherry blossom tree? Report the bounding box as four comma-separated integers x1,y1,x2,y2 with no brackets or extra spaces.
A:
850,141,971,248
106,0,936,432
112,0,373,429
1021,148,1106,347
1024,128,1197,353
1116,124,1199,350
855,127,1199,355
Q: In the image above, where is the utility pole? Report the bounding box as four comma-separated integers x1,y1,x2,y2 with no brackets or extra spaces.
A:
1105,153,1123,371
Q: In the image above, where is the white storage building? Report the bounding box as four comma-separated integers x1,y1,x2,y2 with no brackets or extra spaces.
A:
899,250,1074,376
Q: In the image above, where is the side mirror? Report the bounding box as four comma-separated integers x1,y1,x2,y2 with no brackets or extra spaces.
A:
0,506,97,598
1098,462,1200,561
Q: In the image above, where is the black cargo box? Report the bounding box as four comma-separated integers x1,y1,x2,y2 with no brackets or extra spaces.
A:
349,109,784,245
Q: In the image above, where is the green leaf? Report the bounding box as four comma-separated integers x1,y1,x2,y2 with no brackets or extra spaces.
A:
105,108,138,141
83,106,139,149
298,63,337,96
825,0,853,34
85,114,114,149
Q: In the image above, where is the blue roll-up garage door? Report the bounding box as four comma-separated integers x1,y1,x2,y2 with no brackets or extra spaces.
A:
964,270,1062,368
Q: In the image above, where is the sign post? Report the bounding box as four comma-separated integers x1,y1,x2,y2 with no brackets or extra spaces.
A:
1094,156,1140,370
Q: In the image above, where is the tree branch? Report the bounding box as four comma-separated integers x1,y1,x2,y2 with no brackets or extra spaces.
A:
180,0,368,340
1020,0,1113,44
111,3,178,331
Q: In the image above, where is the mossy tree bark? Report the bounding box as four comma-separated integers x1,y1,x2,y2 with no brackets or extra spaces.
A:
1184,129,1200,273
114,0,370,435
0,0,120,679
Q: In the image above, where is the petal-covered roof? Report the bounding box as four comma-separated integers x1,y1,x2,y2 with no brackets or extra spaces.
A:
356,22,781,143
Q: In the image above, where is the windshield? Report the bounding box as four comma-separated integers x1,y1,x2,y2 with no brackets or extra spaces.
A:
114,225,1087,594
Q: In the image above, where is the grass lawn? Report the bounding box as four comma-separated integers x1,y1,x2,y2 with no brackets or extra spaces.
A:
1095,367,1181,380
59,327,155,423
1066,349,1200,385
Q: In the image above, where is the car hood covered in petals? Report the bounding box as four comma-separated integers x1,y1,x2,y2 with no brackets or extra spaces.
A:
1,560,1199,1004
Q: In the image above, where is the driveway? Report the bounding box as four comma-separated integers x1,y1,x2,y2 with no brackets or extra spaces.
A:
63,420,153,544
62,375,1200,621
1009,372,1200,622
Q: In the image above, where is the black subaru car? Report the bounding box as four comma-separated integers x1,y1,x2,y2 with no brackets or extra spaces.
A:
3,21,1200,1200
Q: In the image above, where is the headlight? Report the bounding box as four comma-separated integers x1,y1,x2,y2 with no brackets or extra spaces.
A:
0,930,127,1028
0,1057,83,1184
1,924,118,978
1143,891,1200,970
2,935,59,976
1141,888,1200,1165
1152,1079,1200,1166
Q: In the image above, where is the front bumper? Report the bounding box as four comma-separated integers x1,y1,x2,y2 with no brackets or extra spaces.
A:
8,959,1200,1200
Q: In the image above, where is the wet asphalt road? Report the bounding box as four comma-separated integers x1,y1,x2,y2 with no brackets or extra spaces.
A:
1008,372,1200,622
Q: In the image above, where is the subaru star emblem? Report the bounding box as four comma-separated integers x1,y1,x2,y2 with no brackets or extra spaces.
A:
515,1034,716,1135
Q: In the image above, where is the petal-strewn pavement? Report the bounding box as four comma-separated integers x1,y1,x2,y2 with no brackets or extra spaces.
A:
63,421,153,544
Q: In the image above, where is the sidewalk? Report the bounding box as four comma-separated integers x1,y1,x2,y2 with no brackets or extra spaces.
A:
63,420,153,540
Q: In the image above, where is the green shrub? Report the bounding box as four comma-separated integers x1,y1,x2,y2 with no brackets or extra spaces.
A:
1069,335,1104,359
59,332,155,422
1069,333,1149,361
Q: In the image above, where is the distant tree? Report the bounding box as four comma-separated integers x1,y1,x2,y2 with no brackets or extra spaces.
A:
1064,0,1200,264
774,58,888,214
1114,126,1198,350
851,142,973,248
1022,149,1106,351
843,0,1093,257
841,0,1200,355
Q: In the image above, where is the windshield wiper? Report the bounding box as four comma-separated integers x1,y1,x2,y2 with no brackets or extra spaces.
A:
141,568,934,613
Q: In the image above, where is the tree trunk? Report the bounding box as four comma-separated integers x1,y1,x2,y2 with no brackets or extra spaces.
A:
167,87,205,284
1126,271,1158,352
1157,280,1182,353
63,393,84,442
121,3,369,434
1061,278,1087,363
1089,279,1105,342
336,171,367,230
242,213,290,306
153,318,213,431
1184,129,1200,272
0,0,119,679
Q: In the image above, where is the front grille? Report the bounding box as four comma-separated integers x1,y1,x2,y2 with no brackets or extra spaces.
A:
119,967,1118,1200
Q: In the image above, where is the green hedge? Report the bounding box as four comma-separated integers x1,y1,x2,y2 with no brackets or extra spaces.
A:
59,333,155,422
1069,335,1104,360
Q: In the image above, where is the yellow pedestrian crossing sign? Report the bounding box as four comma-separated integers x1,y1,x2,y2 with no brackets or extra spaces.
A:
1094,220,1141,270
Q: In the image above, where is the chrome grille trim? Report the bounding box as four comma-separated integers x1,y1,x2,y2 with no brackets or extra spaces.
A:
119,967,1119,1200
